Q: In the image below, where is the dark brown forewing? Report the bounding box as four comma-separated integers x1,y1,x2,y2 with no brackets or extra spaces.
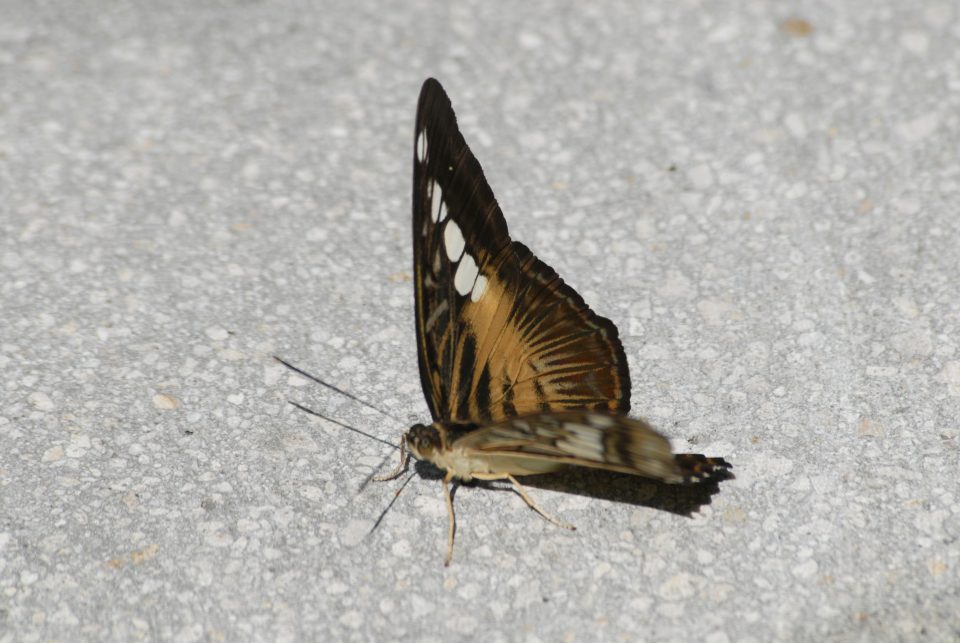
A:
450,411,732,482
412,78,630,424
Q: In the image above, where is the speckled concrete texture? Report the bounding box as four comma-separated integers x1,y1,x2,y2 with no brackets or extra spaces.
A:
1,1,958,641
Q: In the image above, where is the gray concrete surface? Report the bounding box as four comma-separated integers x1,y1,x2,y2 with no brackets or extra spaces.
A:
2,1,959,641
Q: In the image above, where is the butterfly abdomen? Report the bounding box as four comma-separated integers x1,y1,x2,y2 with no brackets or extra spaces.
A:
674,453,733,482
424,411,729,485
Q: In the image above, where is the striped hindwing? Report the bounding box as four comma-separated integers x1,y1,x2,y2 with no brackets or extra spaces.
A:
449,411,732,482
413,78,630,425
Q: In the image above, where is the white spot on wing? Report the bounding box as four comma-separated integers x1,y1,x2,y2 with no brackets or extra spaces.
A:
454,254,479,296
444,220,465,261
431,181,444,222
417,129,427,162
470,274,488,302
588,414,615,428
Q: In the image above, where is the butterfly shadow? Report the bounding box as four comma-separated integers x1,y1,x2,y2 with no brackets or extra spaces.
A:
522,467,734,517
413,460,734,518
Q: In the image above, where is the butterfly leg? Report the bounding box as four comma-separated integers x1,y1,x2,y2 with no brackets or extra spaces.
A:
473,473,576,531
442,470,457,566
373,440,409,482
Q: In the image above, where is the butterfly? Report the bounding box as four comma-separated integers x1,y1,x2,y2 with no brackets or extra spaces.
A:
377,78,731,565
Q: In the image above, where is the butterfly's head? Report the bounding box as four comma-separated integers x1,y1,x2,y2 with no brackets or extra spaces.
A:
404,423,443,461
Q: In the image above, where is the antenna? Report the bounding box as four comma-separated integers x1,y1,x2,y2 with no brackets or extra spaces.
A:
288,399,406,492
286,400,398,450
274,356,404,425
276,354,415,533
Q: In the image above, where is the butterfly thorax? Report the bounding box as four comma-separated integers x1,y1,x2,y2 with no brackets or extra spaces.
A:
404,421,493,481
405,420,568,482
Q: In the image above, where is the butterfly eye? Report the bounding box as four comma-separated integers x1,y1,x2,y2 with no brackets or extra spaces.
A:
406,423,439,458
